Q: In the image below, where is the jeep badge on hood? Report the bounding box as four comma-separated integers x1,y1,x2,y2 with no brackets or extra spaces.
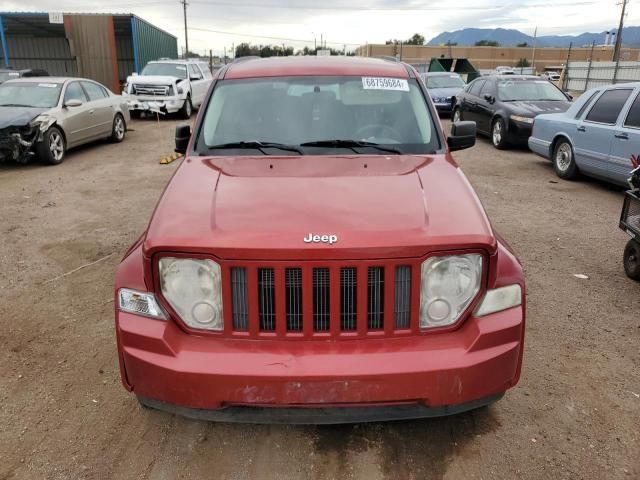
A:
304,233,338,245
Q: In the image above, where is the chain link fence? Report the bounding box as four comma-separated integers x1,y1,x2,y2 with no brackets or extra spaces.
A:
564,61,640,92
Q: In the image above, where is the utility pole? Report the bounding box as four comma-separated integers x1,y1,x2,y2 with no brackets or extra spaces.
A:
531,26,538,74
613,0,629,62
180,0,189,58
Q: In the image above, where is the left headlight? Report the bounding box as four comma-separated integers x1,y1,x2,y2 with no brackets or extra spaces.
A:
420,254,483,329
510,115,534,124
159,257,224,331
30,115,54,132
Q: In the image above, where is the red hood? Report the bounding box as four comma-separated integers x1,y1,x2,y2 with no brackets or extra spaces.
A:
143,155,496,260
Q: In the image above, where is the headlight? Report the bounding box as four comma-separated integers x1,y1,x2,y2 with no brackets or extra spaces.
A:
159,258,223,331
118,289,166,320
474,284,522,317
30,115,54,132
510,115,534,124
420,254,483,329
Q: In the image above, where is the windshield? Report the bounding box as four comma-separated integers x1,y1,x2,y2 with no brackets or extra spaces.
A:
198,76,439,155
141,63,187,79
426,75,465,89
0,82,62,108
497,80,568,101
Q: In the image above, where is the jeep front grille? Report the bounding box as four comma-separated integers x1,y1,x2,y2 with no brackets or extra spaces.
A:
226,260,417,339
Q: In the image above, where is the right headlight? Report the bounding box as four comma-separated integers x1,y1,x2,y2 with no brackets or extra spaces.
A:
420,254,483,329
159,257,224,331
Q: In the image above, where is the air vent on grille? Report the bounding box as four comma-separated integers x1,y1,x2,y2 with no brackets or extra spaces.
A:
286,268,303,331
258,268,276,331
313,268,330,331
394,266,411,329
231,267,248,330
367,267,384,329
340,267,357,331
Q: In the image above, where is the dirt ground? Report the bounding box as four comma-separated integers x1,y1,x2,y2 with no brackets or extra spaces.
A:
1,116,638,480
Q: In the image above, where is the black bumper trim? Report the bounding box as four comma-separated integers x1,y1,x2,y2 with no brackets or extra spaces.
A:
137,393,504,425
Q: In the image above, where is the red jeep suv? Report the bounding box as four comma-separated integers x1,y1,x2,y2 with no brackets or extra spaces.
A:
114,57,525,424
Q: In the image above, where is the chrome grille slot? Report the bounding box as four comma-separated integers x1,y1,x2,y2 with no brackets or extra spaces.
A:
258,268,276,331
133,84,171,96
394,266,411,329
313,268,330,331
285,268,303,331
367,267,384,330
231,267,248,330
340,267,357,331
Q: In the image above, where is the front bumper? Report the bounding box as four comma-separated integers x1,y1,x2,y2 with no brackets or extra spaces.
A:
116,305,524,422
123,93,185,114
507,120,534,145
433,102,454,113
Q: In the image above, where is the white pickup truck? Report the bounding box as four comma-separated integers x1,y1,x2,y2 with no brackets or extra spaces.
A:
123,59,213,118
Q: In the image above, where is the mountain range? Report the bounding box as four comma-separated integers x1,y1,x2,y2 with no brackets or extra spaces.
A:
427,27,640,48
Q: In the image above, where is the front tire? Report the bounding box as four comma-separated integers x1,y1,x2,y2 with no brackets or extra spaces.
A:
553,139,578,180
452,108,461,123
179,96,192,119
491,118,508,149
624,239,640,281
38,126,66,165
110,113,126,143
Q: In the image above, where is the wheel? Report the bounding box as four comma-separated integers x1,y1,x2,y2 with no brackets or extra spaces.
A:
491,118,508,149
179,96,192,119
110,114,126,143
452,108,461,123
553,139,578,180
623,239,640,280
38,126,65,165
130,110,141,120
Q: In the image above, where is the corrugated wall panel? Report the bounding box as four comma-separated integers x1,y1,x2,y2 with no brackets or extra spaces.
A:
5,35,76,76
116,32,135,83
132,16,178,71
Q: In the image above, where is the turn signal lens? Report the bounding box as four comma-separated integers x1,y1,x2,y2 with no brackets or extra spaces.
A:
118,289,166,320
474,284,522,317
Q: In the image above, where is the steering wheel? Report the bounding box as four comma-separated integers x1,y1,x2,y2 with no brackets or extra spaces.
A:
354,124,401,142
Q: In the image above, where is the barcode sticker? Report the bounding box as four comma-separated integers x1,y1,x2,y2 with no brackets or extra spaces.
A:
362,77,409,91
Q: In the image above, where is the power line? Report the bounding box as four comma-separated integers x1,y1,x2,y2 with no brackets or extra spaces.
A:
189,26,361,46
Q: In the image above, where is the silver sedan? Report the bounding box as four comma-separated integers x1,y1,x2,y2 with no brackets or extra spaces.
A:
0,77,130,165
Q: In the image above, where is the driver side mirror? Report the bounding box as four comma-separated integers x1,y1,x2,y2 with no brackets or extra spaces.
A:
64,99,83,108
448,121,476,152
483,93,495,104
175,124,192,154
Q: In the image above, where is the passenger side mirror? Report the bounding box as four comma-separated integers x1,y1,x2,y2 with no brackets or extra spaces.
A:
175,124,192,154
448,121,476,152
483,93,495,104
64,99,83,108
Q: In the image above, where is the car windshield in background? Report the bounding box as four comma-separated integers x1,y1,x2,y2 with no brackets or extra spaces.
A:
426,75,465,89
199,76,439,155
0,72,21,83
140,63,188,79
498,80,567,101
0,82,62,108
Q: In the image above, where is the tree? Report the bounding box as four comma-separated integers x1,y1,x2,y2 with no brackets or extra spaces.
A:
475,40,500,47
516,58,531,67
517,42,530,47
235,43,294,58
405,33,425,45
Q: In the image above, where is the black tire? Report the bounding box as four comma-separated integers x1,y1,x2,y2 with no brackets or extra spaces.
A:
37,126,66,165
491,118,508,149
452,108,462,123
179,96,192,119
110,113,126,143
130,110,141,120
624,239,640,281
552,139,578,180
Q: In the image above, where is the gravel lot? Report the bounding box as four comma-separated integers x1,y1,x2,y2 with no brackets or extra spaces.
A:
1,116,638,480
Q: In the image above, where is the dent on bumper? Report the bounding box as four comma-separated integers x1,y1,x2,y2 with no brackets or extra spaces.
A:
116,306,524,413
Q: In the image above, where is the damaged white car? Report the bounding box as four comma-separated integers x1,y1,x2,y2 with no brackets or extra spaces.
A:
0,77,130,165
122,59,212,119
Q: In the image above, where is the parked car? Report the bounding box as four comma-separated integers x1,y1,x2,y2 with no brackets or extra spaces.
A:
0,77,129,165
529,83,640,186
420,72,466,114
452,75,572,149
541,71,561,82
0,68,49,84
123,59,212,118
495,66,516,75
114,56,526,424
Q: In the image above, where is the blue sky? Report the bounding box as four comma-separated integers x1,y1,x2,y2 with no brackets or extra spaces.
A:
3,0,634,55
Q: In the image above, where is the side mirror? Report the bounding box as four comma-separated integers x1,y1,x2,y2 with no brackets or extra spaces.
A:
483,93,495,103
175,124,192,154
64,99,83,108
448,121,476,152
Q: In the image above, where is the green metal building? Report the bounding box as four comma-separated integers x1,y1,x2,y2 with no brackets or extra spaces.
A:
0,12,178,92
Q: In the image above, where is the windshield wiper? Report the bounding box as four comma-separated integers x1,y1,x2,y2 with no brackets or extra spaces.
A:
206,141,303,155
300,139,403,155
